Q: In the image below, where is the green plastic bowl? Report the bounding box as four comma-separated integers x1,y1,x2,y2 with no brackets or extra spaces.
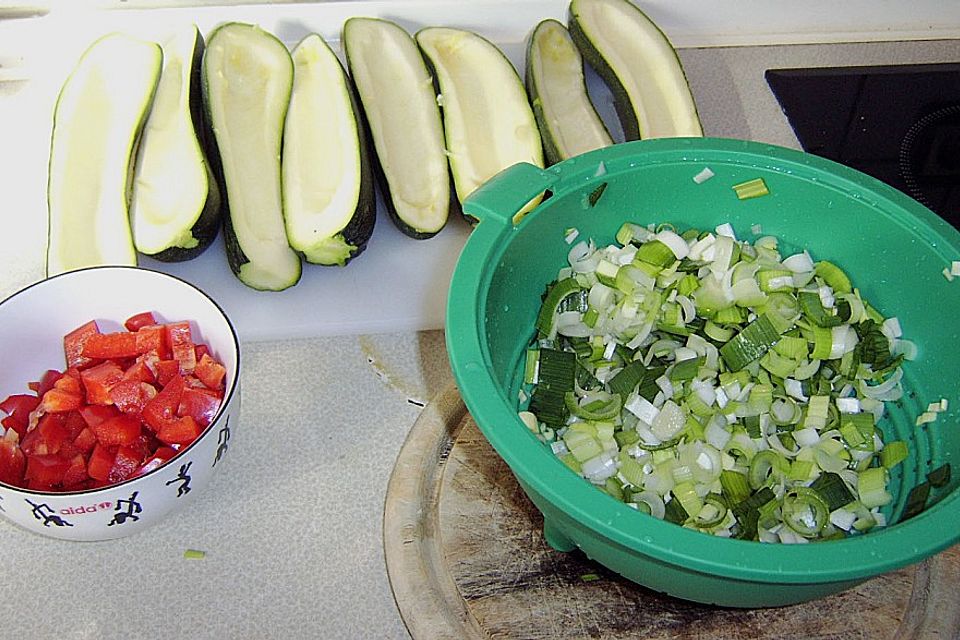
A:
445,138,960,608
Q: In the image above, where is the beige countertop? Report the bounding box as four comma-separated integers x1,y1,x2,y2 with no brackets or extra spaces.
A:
0,4,958,636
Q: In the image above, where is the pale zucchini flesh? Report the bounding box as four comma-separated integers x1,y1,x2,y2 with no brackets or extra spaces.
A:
130,24,221,261
415,27,544,208
344,17,449,238
46,33,162,276
526,19,613,165
569,0,702,140
202,23,301,291
282,33,374,266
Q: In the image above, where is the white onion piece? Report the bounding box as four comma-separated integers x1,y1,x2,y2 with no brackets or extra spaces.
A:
654,229,690,259
783,251,815,273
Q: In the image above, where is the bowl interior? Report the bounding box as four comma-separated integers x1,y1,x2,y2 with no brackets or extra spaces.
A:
449,138,960,584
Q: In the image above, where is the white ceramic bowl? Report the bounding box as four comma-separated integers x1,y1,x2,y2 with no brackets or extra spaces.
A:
0,266,240,540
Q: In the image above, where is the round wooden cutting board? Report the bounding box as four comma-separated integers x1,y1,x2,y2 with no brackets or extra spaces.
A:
384,385,960,640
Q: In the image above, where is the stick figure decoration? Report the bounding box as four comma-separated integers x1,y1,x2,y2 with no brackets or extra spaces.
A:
166,462,193,497
214,415,231,467
27,499,73,528
108,491,142,526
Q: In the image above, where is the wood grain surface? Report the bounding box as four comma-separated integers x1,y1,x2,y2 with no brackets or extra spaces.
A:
384,385,960,640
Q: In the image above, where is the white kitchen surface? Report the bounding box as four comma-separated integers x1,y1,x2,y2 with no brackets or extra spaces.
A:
0,2,958,638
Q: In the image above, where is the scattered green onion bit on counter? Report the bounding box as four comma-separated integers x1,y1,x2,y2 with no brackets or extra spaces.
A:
183,549,206,559
520,221,917,542
732,177,770,200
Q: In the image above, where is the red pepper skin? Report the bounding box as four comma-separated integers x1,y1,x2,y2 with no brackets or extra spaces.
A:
0,439,26,486
195,353,227,390
124,311,158,332
63,320,100,369
136,446,178,476
141,375,185,433
79,361,125,405
178,387,222,427
108,445,142,483
91,414,142,447
157,415,202,446
86,443,116,483
81,332,139,360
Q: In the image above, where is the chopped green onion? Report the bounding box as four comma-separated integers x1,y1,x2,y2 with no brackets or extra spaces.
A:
536,278,583,337
858,467,892,509
719,313,782,371
183,549,206,560
523,222,912,542
814,261,852,294
732,177,770,200
880,440,909,469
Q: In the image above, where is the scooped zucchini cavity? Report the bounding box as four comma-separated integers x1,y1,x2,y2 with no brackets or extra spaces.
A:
202,22,302,291
415,27,545,212
130,23,222,262
46,33,162,276
568,0,702,140
282,33,376,266
344,17,450,239
526,18,613,165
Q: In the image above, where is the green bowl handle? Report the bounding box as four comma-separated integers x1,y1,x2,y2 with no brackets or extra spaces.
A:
463,162,558,228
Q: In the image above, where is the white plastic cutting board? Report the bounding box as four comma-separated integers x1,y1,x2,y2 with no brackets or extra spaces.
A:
1,1,957,341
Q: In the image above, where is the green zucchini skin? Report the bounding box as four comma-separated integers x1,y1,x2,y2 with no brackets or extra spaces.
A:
332,69,376,264
568,0,702,141
142,26,223,263
525,19,613,166
201,22,302,291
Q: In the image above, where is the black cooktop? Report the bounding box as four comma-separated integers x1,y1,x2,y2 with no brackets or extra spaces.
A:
766,62,960,228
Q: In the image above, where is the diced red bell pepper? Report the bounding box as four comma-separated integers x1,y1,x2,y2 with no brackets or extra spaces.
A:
122,359,156,384
64,320,100,369
155,360,181,387
108,445,142,484
195,353,227,390
1,415,25,438
157,415,201,446
80,360,125,405
142,374,185,432
178,387,222,427
39,373,84,413
24,453,70,488
165,321,196,374
81,331,139,360
62,453,89,487
63,410,87,439
0,438,26,485
91,414,142,447
19,427,44,456
79,404,121,428
124,311,158,332
194,343,210,361
134,325,165,355
87,443,116,482
136,446,177,476
37,412,70,454
0,393,41,425
109,380,157,415
33,369,65,396
72,427,97,454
